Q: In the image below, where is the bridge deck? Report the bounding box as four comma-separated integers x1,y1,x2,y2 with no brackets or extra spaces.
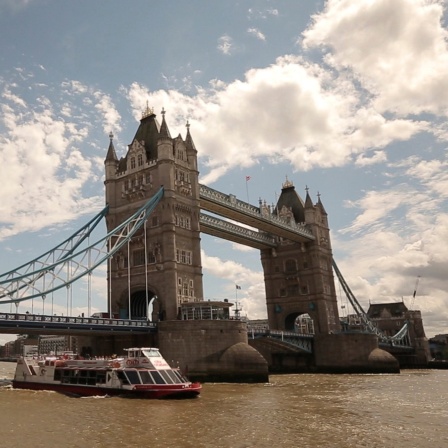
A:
0,313,157,336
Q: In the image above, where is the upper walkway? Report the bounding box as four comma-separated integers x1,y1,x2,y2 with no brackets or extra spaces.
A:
199,184,315,245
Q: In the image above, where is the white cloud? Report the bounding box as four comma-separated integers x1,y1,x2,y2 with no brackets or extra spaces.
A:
217,35,233,55
303,0,448,116
93,92,122,134
0,78,118,240
247,27,266,41
126,56,425,183
201,251,266,319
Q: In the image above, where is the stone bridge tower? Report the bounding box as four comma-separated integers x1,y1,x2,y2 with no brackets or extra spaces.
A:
261,179,340,334
104,107,203,321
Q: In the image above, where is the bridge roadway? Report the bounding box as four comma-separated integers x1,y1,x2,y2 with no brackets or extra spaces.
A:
0,313,414,355
0,312,157,336
199,184,315,247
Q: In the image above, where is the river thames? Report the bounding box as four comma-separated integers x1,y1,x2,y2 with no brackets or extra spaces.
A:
0,361,446,448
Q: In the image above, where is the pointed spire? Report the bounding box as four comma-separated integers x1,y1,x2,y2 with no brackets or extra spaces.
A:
317,191,327,215
141,101,155,120
304,185,313,208
105,131,118,162
159,107,171,139
185,120,197,152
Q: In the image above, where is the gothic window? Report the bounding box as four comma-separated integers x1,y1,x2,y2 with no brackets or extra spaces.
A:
133,249,145,266
131,158,136,169
301,284,309,295
176,249,192,265
137,154,143,166
147,252,156,264
280,288,286,297
146,173,151,184
285,259,297,273
138,176,143,186
123,257,128,269
175,214,191,229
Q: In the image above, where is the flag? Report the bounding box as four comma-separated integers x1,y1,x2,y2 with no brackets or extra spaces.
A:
235,285,241,290
245,176,251,181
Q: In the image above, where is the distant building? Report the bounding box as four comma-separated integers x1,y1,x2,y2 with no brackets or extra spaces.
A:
367,301,430,365
39,335,76,355
429,334,448,360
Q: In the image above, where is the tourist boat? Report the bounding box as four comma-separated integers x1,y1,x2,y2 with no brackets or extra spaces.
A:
12,347,201,399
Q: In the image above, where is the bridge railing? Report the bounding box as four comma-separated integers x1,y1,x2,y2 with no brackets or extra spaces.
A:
0,312,157,329
199,184,315,240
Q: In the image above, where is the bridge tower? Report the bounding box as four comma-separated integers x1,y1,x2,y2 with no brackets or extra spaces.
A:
104,107,203,321
261,179,340,334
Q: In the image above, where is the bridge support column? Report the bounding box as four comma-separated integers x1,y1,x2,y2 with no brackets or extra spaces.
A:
314,333,399,374
158,320,269,383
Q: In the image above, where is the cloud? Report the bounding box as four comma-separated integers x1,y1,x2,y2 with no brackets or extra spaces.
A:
201,251,266,318
126,56,425,183
0,75,118,240
303,0,448,116
248,8,279,19
247,27,266,41
217,35,233,55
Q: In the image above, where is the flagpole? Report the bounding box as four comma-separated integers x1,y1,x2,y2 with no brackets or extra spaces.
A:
245,176,251,203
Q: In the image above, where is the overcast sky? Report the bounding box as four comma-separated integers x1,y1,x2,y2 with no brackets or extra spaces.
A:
1,0,447,345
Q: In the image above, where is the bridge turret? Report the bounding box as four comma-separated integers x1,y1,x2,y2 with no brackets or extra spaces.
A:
104,132,119,204
185,121,198,171
263,180,340,335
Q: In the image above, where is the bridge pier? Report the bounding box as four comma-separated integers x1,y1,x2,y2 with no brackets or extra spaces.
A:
314,333,399,374
158,320,269,383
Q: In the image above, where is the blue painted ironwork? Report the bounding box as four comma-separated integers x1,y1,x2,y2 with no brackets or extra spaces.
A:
248,327,314,353
0,187,164,304
332,259,410,344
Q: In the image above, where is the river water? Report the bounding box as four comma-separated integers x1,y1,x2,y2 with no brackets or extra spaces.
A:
0,361,446,448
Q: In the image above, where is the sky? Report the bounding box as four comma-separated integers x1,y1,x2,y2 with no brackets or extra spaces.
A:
1,0,448,345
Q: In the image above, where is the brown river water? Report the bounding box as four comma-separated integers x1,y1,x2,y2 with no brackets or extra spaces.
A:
0,361,447,448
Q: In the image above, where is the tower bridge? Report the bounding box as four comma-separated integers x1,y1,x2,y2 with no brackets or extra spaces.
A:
0,107,429,378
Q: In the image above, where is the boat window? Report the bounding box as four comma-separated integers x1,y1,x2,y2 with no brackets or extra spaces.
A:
142,349,161,358
172,370,189,383
116,370,130,385
165,369,182,384
139,370,154,384
159,370,174,384
150,370,166,385
124,370,142,385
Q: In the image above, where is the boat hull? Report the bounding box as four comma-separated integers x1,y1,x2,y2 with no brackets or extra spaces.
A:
12,380,201,399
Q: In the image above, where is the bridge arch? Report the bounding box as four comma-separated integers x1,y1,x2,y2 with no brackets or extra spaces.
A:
117,285,159,321
284,312,315,334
